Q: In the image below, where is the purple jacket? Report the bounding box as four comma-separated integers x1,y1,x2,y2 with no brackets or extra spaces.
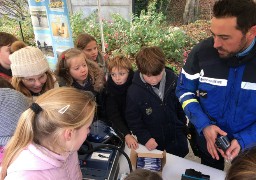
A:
4,144,82,180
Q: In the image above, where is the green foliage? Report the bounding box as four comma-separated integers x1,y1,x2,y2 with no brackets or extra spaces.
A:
0,0,34,45
134,0,171,17
70,1,193,62
70,12,94,41
0,1,203,64
0,16,35,45
166,64,178,74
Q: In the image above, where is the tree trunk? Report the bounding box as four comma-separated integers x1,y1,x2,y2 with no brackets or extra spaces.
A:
183,0,199,24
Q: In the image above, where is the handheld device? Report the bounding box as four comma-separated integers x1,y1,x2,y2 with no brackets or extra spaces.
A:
181,169,210,180
215,135,230,152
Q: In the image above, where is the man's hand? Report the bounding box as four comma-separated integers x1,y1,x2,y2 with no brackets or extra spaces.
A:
145,138,158,151
203,125,227,160
218,139,241,161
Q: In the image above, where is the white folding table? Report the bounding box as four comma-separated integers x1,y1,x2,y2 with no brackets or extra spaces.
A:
119,144,226,180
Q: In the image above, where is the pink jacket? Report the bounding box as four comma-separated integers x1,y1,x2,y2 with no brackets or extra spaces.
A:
5,144,82,180
0,146,4,164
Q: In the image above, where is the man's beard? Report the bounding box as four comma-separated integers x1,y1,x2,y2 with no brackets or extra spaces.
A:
217,48,236,58
217,35,247,59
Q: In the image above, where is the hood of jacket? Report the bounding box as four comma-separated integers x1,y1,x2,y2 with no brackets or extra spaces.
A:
84,59,105,92
5,144,82,180
7,144,71,172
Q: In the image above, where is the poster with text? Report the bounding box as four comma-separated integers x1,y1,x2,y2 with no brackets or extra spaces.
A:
28,0,74,70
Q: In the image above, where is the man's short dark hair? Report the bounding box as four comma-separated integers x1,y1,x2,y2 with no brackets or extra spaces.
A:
213,0,256,34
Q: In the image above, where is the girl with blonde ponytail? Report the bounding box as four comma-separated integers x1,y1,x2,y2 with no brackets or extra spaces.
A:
1,87,96,180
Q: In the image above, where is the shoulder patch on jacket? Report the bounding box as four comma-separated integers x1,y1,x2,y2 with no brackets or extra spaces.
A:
199,90,207,98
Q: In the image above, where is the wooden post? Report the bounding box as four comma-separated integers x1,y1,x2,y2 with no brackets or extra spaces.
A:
97,0,105,54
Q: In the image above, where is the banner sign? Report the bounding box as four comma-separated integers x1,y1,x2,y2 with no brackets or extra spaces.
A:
27,0,74,70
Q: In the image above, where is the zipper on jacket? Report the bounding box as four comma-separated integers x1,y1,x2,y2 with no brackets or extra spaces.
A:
63,160,71,180
163,79,176,102
161,124,166,150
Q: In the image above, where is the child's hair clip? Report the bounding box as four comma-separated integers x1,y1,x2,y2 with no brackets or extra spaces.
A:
61,54,65,60
58,104,70,114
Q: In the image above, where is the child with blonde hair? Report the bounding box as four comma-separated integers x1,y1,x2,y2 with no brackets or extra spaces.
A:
106,55,138,149
1,87,96,179
226,146,256,180
55,48,105,119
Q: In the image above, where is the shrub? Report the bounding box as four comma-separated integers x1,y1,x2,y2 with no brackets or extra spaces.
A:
0,16,34,45
70,1,195,63
70,11,101,42
0,1,207,64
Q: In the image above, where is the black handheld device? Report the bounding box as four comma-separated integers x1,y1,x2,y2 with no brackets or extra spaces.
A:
215,135,230,152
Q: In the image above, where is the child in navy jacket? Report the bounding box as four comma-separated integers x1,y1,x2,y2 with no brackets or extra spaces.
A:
126,46,188,157
105,56,138,149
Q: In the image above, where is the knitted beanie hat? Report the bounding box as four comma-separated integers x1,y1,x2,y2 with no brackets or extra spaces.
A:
10,46,49,77
0,88,29,146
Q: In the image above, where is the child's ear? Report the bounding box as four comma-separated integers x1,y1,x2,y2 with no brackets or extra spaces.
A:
248,25,256,38
63,128,73,141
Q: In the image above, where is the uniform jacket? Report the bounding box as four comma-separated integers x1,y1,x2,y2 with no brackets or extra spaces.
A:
105,71,134,138
5,144,82,180
126,68,188,157
176,37,256,149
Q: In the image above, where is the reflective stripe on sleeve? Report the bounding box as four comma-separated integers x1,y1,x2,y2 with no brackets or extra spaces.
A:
179,92,195,102
182,99,199,109
182,69,200,80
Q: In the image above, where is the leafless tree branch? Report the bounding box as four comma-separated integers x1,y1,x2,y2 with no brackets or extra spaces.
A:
0,0,28,19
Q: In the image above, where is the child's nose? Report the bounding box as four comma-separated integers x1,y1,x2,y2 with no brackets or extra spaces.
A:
116,74,121,79
92,49,97,54
34,79,42,86
151,77,157,82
